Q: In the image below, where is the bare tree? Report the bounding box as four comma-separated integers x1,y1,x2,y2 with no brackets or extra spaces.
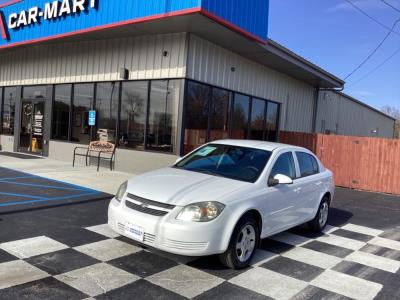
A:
381,106,400,139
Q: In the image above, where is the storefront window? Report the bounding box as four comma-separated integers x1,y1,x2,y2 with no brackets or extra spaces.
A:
71,84,94,144
250,98,266,140
184,81,211,153
96,82,120,144
2,87,17,135
266,102,279,141
210,88,231,142
52,85,71,141
147,80,180,153
231,93,250,139
23,86,47,99
119,81,148,150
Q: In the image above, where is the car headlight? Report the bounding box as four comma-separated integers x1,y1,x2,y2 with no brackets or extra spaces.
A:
115,181,128,202
176,202,225,222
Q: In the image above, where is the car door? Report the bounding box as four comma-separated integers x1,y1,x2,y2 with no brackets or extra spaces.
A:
293,151,325,222
261,151,301,236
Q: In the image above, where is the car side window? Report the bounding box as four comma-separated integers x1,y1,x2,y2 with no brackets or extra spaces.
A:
296,152,319,177
269,152,296,180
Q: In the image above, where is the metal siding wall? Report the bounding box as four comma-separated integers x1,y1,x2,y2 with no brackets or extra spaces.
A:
0,33,187,85
187,35,315,133
316,91,395,138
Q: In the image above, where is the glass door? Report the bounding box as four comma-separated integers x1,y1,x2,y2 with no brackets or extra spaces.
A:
19,100,45,155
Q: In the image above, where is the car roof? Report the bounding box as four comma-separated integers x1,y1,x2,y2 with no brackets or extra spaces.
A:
209,139,306,152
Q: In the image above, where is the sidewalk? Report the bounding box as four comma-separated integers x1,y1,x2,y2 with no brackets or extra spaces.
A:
0,152,134,195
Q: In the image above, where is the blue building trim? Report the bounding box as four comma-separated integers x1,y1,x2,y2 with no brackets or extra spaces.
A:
0,0,269,49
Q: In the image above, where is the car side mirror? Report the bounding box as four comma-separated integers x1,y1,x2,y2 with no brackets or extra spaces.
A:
268,174,293,187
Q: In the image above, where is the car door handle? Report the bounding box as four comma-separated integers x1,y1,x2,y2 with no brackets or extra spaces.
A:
294,187,301,193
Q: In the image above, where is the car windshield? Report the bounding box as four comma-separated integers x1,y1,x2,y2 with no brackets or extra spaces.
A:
175,144,272,183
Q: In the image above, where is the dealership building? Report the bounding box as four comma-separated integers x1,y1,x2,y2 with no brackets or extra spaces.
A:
0,0,396,173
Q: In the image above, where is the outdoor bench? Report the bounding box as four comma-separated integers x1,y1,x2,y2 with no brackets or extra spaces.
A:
73,141,116,171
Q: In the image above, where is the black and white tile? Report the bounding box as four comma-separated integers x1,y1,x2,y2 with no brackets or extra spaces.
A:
1,222,399,299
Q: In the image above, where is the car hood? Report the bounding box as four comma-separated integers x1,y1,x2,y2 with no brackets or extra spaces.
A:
126,167,251,207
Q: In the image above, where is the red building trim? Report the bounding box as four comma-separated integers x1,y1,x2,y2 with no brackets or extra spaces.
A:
0,11,7,39
0,0,22,9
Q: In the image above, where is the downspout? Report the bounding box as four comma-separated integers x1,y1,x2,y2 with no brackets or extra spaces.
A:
312,87,320,133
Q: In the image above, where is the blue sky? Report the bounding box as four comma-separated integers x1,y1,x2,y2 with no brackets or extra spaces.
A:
269,0,400,111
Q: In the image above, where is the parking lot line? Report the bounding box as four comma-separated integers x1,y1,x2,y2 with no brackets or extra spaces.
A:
0,191,44,199
0,192,100,208
0,181,89,192
0,176,37,181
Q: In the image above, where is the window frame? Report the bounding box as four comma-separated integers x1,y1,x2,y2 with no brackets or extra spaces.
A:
295,151,320,178
268,150,297,181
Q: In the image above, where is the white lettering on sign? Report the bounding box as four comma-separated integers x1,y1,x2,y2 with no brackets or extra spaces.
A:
8,0,97,30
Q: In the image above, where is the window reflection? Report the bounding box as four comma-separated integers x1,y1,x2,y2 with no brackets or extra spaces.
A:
119,81,148,150
266,102,279,141
210,88,231,142
147,80,180,153
231,94,250,139
96,82,119,144
52,85,71,141
184,81,211,153
2,87,17,135
71,84,94,144
250,98,266,140
23,86,47,99
182,81,280,155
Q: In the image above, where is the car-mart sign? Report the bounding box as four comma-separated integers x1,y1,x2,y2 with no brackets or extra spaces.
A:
7,0,97,29
1,0,97,39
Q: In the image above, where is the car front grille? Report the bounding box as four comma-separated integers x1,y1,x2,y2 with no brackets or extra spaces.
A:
125,193,175,217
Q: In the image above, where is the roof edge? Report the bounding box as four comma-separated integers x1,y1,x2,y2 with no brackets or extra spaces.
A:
332,91,397,121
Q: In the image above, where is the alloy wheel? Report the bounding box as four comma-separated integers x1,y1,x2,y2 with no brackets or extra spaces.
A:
236,225,256,262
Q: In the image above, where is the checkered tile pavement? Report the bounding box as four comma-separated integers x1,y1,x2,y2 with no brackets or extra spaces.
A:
1,223,399,300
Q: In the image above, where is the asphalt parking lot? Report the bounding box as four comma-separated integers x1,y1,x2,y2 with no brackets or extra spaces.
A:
0,166,399,300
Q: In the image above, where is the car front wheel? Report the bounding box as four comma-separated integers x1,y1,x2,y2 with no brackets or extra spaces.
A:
219,217,259,269
308,196,330,232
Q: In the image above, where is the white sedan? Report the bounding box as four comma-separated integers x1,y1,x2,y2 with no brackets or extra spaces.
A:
108,140,334,269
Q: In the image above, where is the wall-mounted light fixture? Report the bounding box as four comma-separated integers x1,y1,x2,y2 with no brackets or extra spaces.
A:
119,68,129,80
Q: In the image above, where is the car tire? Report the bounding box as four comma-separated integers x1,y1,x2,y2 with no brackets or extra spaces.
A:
219,217,259,269
308,196,330,232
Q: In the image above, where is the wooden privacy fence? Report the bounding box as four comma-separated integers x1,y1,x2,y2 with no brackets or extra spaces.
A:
280,131,400,195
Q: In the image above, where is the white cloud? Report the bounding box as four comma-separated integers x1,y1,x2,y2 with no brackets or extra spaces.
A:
326,0,386,13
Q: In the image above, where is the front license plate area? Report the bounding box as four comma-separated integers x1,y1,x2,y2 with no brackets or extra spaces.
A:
125,223,144,242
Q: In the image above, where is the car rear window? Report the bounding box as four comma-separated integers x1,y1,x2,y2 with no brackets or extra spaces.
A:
296,152,319,177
